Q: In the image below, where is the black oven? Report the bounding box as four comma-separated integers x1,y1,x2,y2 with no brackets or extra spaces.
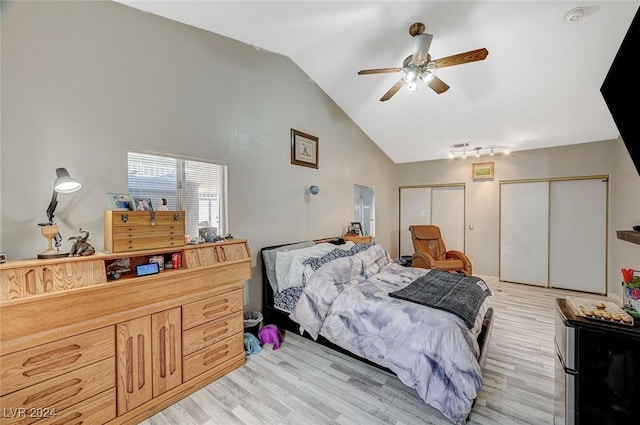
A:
555,299,640,425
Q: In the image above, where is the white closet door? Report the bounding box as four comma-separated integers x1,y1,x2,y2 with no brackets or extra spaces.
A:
399,187,431,256
431,186,465,252
500,182,549,286
549,179,607,293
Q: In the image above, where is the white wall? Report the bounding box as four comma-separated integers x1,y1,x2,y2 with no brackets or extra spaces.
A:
396,140,619,285
398,138,640,299
0,1,396,311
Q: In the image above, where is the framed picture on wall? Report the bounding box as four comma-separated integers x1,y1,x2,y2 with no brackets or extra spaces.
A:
472,161,495,181
291,129,319,169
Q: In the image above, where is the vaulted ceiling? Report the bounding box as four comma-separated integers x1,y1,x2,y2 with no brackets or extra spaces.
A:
116,1,640,163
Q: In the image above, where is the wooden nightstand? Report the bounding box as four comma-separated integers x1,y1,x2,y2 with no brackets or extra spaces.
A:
342,234,373,244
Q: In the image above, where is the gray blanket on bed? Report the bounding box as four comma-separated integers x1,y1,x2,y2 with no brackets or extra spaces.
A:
389,270,492,329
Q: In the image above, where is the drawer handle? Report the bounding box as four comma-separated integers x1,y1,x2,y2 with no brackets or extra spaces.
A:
202,300,229,317
23,355,82,377
150,211,156,225
126,337,133,393
169,323,177,375
203,345,229,366
51,411,82,425
137,334,146,390
43,268,54,293
159,326,166,378
23,343,82,367
124,335,148,393
23,378,82,405
120,213,128,223
203,325,228,341
173,213,180,221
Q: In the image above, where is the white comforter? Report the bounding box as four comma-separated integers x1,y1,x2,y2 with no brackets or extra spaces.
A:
289,245,489,424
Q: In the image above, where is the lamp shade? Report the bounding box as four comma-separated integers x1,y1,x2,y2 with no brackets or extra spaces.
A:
54,168,81,193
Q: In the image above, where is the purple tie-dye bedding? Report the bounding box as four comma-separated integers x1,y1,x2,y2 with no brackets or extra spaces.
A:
289,244,490,424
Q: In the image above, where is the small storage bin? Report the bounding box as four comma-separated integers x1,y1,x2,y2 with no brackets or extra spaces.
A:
243,311,263,338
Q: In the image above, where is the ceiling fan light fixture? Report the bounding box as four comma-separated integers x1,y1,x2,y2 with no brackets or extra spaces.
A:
407,81,417,91
421,72,434,83
405,71,416,83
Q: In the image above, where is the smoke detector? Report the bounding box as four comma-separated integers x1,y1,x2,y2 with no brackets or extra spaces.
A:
565,7,585,22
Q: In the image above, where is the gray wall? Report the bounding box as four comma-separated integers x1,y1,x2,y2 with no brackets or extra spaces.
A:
397,139,640,299
0,1,397,311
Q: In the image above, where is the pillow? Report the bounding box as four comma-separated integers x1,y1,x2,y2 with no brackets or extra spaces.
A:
274,243,337,292
301,242,372,284
262,241,314,292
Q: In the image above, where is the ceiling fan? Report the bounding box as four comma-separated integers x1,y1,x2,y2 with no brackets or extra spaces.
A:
357,22,488,101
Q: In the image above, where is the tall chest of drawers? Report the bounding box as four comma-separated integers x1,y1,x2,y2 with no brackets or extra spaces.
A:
0,240,251,425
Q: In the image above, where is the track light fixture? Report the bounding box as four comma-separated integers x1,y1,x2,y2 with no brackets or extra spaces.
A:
448,143,509,159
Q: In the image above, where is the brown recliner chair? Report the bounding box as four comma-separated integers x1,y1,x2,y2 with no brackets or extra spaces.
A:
409,225,472,275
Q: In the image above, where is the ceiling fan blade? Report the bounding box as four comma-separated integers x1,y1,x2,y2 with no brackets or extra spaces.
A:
433,48,489,69
427,75,450,94
358,68,402,75
380,79,406,102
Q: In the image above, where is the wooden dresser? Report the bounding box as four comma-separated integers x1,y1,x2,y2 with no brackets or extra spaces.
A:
0,240,251,425
342,234,373,244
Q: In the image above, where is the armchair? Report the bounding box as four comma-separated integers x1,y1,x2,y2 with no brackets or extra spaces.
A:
409,225,472,275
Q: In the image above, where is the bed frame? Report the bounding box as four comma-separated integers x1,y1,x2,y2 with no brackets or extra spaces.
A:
260,242,495,375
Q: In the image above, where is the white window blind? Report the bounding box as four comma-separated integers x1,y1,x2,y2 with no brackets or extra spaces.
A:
354,184,375,237
127,150,227,240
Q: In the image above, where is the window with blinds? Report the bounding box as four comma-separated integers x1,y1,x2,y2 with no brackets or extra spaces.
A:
127,150,227,241
354,184,375,237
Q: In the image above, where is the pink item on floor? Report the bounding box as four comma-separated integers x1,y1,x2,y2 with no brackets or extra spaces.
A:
258,324,283,350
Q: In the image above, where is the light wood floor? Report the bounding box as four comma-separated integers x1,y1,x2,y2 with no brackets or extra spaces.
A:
141,278,605,425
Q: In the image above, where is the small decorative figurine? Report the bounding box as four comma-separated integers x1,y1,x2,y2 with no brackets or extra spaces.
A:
68,228,95,257
157,198,169,211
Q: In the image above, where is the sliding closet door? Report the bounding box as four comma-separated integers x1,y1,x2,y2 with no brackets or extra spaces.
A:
549,179,607,293
399,187,431,256
500,182,549,286
431,186,465,252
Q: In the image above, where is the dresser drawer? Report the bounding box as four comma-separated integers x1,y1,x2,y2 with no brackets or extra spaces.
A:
182,290,243,330
182,333,244,382
107,211,184,227
182,311,243,356
0,358,114,425
112,224,180,238
0,327,114,396
33,388,116,425
112,236,183,252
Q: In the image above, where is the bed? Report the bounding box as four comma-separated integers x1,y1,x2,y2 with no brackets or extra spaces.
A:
261,239,494,424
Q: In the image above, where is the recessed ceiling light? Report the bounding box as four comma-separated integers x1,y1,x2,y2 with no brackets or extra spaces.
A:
565,7,585,23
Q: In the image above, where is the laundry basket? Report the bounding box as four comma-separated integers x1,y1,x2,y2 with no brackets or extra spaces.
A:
243,311,263,338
